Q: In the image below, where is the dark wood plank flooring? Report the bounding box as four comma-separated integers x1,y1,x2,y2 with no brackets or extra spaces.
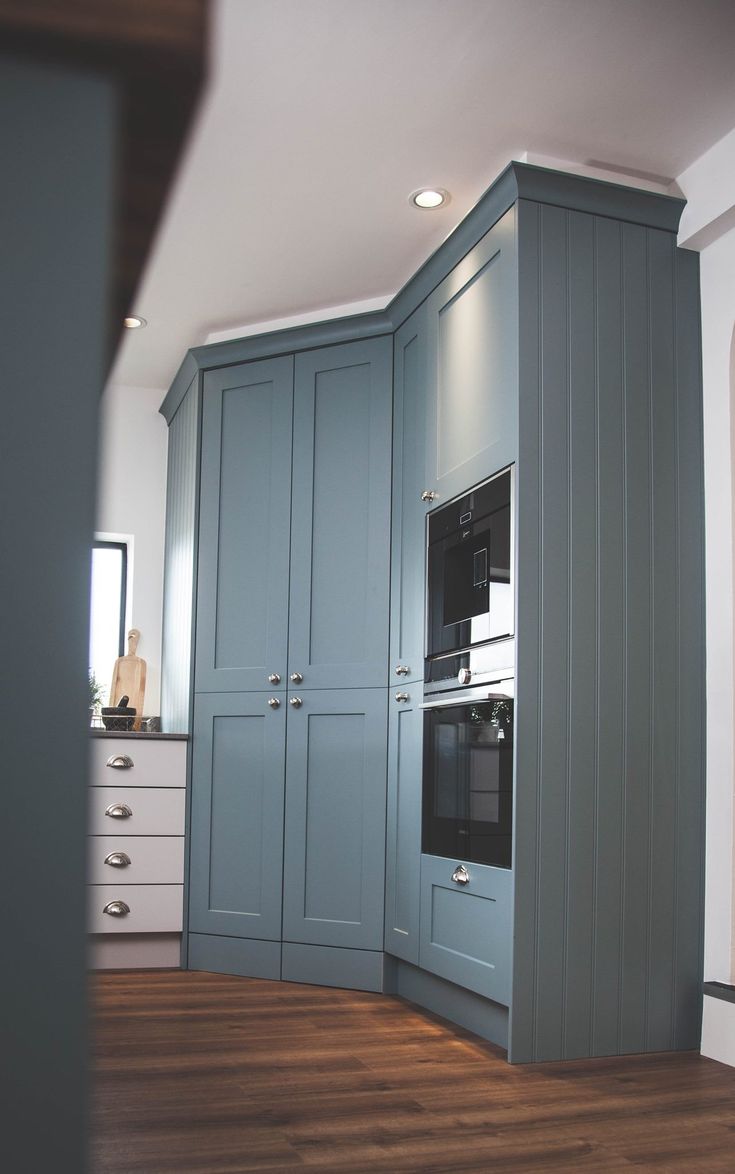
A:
91,970,735,1172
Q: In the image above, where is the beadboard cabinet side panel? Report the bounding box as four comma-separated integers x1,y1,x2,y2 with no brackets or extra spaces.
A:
511,201,705,1063
289,338,393,689
161,377,200,733
195,357,294,693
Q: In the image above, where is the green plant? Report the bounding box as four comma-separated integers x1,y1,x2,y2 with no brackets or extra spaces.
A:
89,669,106,711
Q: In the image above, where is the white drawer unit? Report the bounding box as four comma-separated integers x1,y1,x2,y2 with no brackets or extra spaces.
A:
89,736,186,788
88,884,184,934
88,836,185,885
88,786,185,836
88,736,187,964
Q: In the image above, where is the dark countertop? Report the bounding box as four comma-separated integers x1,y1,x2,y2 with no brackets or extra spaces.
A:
90,730,188,741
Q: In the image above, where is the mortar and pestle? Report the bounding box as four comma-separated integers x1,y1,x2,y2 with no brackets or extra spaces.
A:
101,694,137,731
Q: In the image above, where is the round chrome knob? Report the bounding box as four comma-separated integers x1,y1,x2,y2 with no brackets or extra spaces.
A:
421,489,438,502
289,696,303,708
395,692,409,703
290,672,303,684
267,697,281,709
104,852,131,868
395,665,410,677
268,673,281,685
458,667,472,685
103,900,130,917
105,803,133,819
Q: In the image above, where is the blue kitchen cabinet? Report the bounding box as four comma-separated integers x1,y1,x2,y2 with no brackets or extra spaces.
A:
282,688,388,955
195,356,294,693
288,338,393,690
186,336,392,986
188,690,286,979
384,686,422,964
423,205,518,505
389,304,429,688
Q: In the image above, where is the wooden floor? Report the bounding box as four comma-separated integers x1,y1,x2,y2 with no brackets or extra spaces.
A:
91,970,735,1173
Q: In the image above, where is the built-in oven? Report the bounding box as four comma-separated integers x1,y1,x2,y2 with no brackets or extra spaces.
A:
422,681,514,870
425,466,514,691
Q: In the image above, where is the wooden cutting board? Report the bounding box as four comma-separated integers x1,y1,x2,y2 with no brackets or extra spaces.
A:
109,628,147,731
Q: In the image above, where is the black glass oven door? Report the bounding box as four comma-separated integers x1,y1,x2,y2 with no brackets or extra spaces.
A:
422,696,513,869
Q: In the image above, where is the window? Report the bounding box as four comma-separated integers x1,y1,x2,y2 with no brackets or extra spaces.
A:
89,540,128,705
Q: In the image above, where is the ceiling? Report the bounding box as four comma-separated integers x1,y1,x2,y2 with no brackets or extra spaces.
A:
110,0,735,392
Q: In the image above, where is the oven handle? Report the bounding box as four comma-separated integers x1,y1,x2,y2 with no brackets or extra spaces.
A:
420,683,514,710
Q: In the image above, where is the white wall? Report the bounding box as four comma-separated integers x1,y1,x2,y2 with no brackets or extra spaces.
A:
95,382,168,715
677,127,735,1065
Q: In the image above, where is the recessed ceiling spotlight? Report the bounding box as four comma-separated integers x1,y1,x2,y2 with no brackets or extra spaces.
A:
123,315,147,329
409,188,450,210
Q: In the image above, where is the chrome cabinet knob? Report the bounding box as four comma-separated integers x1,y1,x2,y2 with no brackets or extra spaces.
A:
105,803,132,819
103,900,130,917
451,864,470,886
106,754,134,770
104,851,131,868
421,489,437,502
395,665,410,677
268,673,281,685
395,692,410,703
458,667,472,685
267,697,281,709
290,672,303,684
289,696,303,708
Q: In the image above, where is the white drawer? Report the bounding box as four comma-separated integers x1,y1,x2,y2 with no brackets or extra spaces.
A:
88,884,183,934
88,836,185,885
89,738,186,788
88,787,185,836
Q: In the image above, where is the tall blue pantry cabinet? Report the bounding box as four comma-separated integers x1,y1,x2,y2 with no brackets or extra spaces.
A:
161,163,705,1062
169,338,393,990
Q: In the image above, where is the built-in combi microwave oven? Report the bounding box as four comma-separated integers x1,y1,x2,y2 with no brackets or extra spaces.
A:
425,466,514,690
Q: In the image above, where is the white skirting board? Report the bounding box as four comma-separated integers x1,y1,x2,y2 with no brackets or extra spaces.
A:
701,994,735,1067
89,933,181,970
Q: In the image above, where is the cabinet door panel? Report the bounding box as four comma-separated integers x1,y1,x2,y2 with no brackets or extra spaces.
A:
289,338,392,689
189,692,285,941
195,357,293,692
425,207,518,503
390,305,429,686
282,689,387,950
384,689,422,963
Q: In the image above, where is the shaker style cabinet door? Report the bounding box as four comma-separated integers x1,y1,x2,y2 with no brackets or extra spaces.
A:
195,356,294,693
424,205,518,505
384,686,423,964
389,304,429,688
188,692,286,941
288,338,392,690
281,688,388,951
